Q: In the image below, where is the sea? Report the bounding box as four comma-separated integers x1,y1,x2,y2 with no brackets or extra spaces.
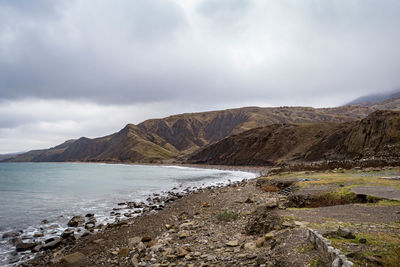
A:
0,162,256,265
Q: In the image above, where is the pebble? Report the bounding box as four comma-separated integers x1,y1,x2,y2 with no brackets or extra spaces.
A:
226,240,239,247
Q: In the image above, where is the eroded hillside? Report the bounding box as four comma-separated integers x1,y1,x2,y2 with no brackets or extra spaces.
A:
188,110,400,165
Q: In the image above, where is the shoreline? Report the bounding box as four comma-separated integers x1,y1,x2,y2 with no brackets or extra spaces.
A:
2,161,270,173
22,176,269,266
12,165,400,266
1,164,261,266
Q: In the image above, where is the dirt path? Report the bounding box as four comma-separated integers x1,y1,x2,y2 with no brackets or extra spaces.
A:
281,204,400,224
351,186,400,201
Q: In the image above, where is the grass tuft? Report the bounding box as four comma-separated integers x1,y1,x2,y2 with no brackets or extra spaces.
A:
216,210,239,222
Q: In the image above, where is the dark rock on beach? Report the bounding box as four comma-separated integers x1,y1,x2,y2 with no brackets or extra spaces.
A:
2,230,22,239
42,238,61,250
67,216,85,227
16,242,36,252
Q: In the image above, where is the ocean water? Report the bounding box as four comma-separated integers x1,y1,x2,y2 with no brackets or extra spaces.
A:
0,162,255,265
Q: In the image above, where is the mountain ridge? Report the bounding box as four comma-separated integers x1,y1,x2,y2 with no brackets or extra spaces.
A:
4,96,400,164
188,110,400,165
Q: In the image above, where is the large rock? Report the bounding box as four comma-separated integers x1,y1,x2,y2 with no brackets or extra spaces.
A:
42,238,61,250
67,216,85,227
16,242,36,252
264,198,279,208
337,226,355,239
2,231,22,239
85,222,95,230
61,230,75,240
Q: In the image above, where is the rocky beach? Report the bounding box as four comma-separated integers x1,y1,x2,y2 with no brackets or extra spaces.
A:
2,166,398,266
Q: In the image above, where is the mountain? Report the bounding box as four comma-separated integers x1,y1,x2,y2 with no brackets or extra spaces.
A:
0,152,25,161
188,110,400,166
346,90,400,106
5,105,373,163
368,96,400,111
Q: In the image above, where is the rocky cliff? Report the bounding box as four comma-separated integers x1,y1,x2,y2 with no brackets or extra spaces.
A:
188,110,400,165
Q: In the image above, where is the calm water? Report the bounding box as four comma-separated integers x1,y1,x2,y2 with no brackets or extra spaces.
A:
0,163,255,265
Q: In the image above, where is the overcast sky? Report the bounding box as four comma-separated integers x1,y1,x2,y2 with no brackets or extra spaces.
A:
1,0,400,153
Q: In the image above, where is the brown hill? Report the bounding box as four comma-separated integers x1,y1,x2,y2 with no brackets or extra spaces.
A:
188,110,400,166
5,105,373,163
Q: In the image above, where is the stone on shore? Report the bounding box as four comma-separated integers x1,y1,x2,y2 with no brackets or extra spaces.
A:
67,216,85,227
85,222,95,230
60,252,85,264
2,231,21,239
42,238,61,250
16,242,36,252
226,240,239,247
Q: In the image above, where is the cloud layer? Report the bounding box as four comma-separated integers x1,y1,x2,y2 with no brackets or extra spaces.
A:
1,0,399,153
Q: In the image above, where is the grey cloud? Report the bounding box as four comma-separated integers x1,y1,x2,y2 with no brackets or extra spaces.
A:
0,0,399,107
196,0,252,24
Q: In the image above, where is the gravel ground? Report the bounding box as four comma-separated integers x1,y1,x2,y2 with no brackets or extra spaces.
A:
22,179,319,267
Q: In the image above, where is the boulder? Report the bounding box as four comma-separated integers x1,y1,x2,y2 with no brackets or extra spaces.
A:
32,245,42,252
9,238,22,246
67,216,85,227
2,231,22,239
42,238,61,250
61,230,75,240
16,242,36,252
85,222,95,230
264,198,279,208
33,233,44,238
337,226,355,239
